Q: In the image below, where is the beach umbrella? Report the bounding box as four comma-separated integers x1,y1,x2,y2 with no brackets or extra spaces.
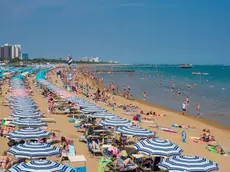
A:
134,138,182,157
7,160,75,172
10,118,47,127
10,112,42,119
116,126,155,137
87,112,116,119
6,128,51,140
98,117,133,127
8,142,61,159
159,155,219,172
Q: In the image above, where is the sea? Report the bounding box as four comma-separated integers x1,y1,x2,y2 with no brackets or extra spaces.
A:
90,65,230,126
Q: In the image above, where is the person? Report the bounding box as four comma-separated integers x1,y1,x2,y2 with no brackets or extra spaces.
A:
0,152,13,170
159,80,162,87
108,144,119,156
89,139,100,150
127,85,131,93
111,156,137,170
186,96,189,105
143,92,147,101
120,134,127,149
48,97,54,113
62,141,69,153
197,104,200,117
182,102,186,115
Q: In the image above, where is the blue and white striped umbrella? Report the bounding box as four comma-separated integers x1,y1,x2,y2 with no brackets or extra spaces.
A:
134,138,182,157
10,112,42,118
159,155,219,172
10,118,47,127
7,160,75,172
6,128,51,140
116,126,155,137
98,117,133,127
88,112,116,119
8,142,61,159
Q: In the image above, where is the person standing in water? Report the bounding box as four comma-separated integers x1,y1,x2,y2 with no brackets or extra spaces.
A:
197,104,200,117
185,96,189,112
182,102,186,115
143,92,147,101
159,80,162,87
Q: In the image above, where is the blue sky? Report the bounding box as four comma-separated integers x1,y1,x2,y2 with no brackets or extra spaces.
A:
0,0,229,64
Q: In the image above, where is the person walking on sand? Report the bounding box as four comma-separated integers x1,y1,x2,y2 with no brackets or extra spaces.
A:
182,102,186,115
197,104,200,117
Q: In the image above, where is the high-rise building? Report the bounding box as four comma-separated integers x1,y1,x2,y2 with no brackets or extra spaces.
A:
0,47,4,60
11,46,15,59
15,45,22,59
0,44,22,59
3,44,10,59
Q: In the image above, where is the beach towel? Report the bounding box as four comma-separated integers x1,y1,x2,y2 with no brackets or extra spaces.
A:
206,144,229,155
172,124,196,130
158,126,177,133
97,158,112,172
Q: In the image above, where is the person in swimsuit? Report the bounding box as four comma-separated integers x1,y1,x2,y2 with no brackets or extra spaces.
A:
182,102,186,115
197,104,200,117
186,96,189,105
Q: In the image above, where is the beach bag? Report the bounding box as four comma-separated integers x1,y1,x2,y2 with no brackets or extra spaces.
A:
133,116,138,121
97,157,112,172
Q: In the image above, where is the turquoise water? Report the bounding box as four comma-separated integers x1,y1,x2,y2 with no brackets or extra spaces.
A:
91,65,230,126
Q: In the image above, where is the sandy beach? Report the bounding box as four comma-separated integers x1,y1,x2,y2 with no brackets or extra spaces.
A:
57,67,230,171
0,68,230,172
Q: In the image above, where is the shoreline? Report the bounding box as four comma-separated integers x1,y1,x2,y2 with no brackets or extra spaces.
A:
80,65,230,132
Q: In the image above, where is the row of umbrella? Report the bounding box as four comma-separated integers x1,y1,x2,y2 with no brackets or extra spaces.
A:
5,70,74,172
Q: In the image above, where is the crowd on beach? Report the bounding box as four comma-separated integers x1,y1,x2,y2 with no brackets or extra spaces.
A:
0,66,228,171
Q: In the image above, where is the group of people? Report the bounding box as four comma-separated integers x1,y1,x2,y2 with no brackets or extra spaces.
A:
182,96,201,117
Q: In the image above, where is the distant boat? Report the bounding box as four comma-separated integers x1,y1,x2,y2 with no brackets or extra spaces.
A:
179,64,193,68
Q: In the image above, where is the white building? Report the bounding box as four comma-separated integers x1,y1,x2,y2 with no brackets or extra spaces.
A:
80,57,100,62
15,45,22,59
11,46,15,59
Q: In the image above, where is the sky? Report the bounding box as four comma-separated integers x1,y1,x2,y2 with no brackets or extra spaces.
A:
0,0,230,64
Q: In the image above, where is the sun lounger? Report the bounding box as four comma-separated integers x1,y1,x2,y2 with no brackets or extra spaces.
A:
106,160,138,172
87,140,102,156
40,118,56,123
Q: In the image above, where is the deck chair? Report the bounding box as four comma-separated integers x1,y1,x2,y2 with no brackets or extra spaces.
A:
106,161,138,172
87,139,102,156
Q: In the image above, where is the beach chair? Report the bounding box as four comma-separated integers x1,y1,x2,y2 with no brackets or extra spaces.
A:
87,139,102,156
105,160,138,172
